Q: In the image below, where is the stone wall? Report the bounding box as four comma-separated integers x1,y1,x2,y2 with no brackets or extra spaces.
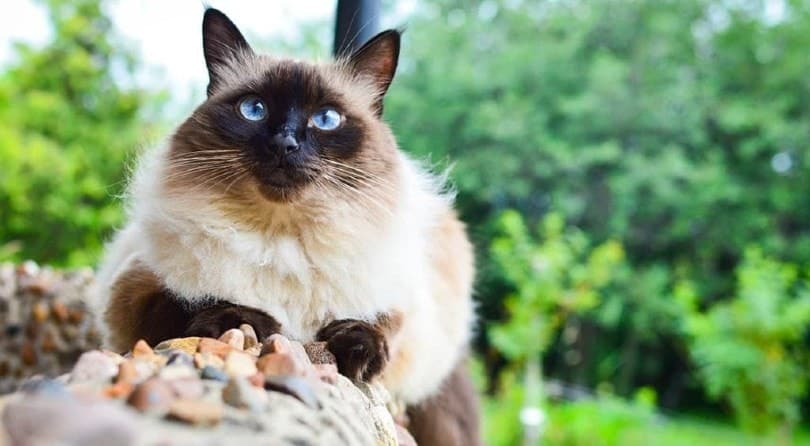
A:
0,263,410,445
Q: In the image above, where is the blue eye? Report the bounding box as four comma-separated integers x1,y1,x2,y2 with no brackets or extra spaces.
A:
309,108,342,131
238,96,267,121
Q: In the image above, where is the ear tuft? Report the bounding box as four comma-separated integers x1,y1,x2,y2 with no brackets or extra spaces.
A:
348,30,401,116
202,8,253,97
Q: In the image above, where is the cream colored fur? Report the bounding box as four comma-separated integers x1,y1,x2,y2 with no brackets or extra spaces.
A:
94,139,476,403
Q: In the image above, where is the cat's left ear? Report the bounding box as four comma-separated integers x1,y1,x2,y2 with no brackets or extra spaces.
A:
348,30,401,115
202,8,254,96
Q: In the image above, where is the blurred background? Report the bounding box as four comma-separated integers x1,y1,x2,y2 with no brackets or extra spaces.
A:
1,0,809,444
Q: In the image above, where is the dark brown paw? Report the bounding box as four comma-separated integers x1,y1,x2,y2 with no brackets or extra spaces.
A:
316,319,389,382
184,302,281,340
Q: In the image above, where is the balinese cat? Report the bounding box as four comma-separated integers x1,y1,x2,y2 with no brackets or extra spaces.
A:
93,8,480,445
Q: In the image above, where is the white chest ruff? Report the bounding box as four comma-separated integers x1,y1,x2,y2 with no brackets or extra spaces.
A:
144,217,426,341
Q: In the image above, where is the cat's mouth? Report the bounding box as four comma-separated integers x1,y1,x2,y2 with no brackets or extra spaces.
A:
252,165,314,202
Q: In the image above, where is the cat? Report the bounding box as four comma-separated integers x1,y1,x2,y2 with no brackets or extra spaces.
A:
92,8,481,445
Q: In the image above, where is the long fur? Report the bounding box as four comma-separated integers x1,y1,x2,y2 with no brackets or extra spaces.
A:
92,14,476,408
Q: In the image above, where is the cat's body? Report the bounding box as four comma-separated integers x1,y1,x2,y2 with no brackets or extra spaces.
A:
92,9,480,444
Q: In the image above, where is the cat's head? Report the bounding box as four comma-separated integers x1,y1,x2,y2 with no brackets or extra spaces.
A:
166,8,401,211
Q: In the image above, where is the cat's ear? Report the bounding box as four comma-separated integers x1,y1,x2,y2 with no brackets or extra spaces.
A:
348,30,401,115
202,8,253,96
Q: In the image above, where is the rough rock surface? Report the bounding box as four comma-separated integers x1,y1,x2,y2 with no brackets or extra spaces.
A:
0,263,402,445
0,261,100,394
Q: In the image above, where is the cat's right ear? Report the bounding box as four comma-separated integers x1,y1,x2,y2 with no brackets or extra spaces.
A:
202,8,253,97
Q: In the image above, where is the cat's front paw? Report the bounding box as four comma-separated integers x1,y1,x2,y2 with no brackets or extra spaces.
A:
184,302,281,340
316,319,389,382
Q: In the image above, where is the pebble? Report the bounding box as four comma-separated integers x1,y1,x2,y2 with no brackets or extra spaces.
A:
168,377,205,400
116,360,138,384
256,353,303,377
197,338,233,359
304,342,336,365
51,301,70,322
219,329,245,350
247,372,264,388
31,302,49,322
159,364,197,381
200,365,229,382
104,381,134,399
260,334,291,356
131,358,160,382
19,376,71,398
132,339,154,358
240,324,259,350
167,398,223,426
222,377,267,412
166,350,194,367
224,351,257,378
3,397,135,446
264,375,320,409
21,342,38,366
155,337,201,356
194,352,225,370
69,351,119,384
127,378,175,414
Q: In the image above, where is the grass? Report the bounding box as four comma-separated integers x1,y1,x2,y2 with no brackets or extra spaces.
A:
482,385,810,446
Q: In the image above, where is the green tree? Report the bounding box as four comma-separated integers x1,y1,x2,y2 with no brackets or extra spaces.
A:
0,0,158,266
681,249,810,436
386,0,810,410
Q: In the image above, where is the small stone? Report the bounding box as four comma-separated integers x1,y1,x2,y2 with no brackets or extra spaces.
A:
245,344,262,357
19,377,71,398
222,377,268,412
31,302,49,322
247,372,264,388
219,328,245,350
70,351,118,384
256,353,303,377
240,324,259,349
194,352,225,370
288,341,312,368
168,378,205,399
127,378,175,414
159,364,197,380
155,337,201,356
260,334,291,356
4,397,135,446
197,338,232,359
51,301,69,322
167,398,222,426
104,381,134,399
304,341,337,365
41,327,59,353
116,360,138,384
21,342,37,366
131,358,160,382
264,375,320,408
313,363,339,385
21,276,50,295
166,350,194,367
200,365,228,382
224,350,257,378
68,308,85,324
132,339,154,358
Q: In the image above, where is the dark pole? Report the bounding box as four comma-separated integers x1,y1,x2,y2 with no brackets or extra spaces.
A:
333,0,380,57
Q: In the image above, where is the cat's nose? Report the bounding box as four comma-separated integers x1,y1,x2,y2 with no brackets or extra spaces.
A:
273,133,299,154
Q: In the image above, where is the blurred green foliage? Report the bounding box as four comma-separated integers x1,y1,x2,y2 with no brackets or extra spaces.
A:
682,248,810,434
385,0,810,438
0,0,157,266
